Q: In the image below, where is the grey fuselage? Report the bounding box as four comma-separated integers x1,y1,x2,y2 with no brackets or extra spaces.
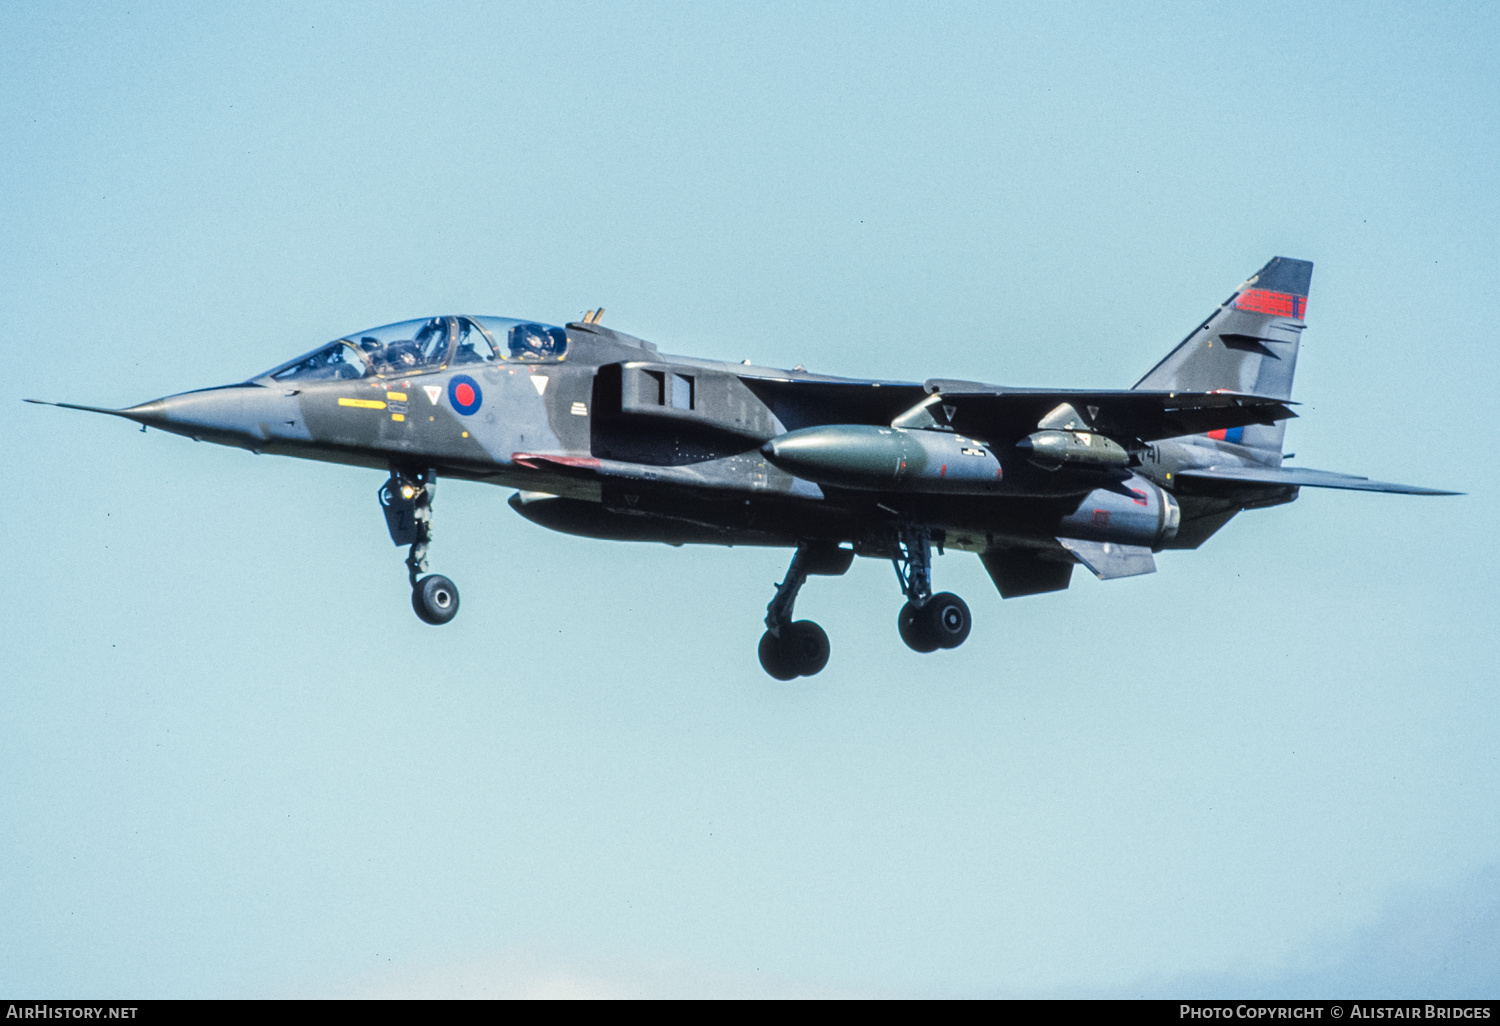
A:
116,317,1205,562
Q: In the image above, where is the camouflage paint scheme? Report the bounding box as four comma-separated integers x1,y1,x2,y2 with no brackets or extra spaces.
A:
29,258,1456,671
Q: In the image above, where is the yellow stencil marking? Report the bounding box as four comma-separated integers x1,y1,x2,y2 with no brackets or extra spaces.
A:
386,391,408,401
339,398,386,410
391,413,405,422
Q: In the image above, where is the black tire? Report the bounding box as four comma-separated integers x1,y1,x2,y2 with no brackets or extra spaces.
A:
412,574,460,625
758,630,799,680
898,600,939,653
783,620,830,677
925,592,972,649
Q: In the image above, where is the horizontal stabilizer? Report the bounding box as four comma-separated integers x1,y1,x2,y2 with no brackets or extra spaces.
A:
1057,537,1157,579
920,383,1294,442
1175,466,1460,496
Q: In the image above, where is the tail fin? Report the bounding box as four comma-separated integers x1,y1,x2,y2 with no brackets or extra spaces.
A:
1133,256,1311,460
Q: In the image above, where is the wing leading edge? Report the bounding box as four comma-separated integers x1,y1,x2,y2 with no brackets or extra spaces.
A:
736,376,1295,442
921,382,1296,442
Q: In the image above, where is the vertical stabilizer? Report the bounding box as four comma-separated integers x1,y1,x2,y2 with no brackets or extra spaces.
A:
1133,257,1311,460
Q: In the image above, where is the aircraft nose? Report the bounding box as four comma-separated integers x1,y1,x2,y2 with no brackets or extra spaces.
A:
122,384,304,447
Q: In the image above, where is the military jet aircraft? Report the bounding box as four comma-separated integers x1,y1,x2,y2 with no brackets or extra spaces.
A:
30,257,1455,678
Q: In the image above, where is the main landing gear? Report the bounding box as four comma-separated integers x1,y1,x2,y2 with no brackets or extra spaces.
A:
756,527,972,677
380,467,460,625
891,524,971,654
759,542,853,680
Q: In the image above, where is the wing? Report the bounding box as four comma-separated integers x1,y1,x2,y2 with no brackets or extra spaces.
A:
922,380,1296,443
1174,465,1460,496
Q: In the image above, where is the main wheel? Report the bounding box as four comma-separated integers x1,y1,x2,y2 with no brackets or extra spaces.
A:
758,630,799,680
898,600,939,653
412,574,460,625
925,592,972,649
759,620,830,679
783,620,830,677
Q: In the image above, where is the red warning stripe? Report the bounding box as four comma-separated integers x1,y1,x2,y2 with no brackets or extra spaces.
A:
511,453,603,472
1233,289,1307,319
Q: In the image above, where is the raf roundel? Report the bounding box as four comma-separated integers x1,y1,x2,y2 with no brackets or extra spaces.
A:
448,374,482,416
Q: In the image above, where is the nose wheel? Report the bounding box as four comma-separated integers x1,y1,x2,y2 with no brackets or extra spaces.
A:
380,468,460,625
413,573,460,625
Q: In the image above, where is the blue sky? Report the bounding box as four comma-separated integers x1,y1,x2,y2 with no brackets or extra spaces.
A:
3,1,1496,998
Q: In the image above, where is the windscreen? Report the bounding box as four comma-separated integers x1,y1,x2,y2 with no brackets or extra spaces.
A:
271,341,370,382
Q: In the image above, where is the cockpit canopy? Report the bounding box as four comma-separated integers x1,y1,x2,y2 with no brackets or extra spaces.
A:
263,316,570,383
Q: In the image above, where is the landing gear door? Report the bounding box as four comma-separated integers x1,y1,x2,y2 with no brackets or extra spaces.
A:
379,479,419,546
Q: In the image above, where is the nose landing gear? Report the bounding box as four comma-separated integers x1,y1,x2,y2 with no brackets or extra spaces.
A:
380,468,460,625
